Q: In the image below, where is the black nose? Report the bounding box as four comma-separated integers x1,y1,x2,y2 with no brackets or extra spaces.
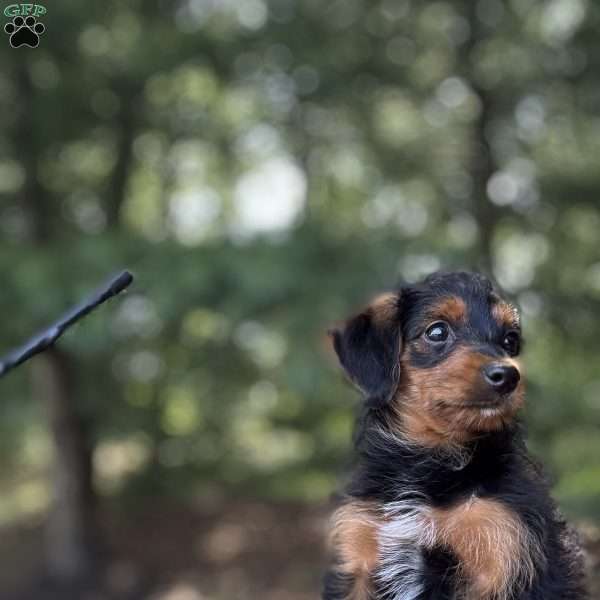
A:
482,363,520,395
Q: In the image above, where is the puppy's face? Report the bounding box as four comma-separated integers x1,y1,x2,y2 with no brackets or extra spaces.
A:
397,274,523,443
332,272,524,445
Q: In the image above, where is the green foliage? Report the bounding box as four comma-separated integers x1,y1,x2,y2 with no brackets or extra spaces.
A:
0,0,599,524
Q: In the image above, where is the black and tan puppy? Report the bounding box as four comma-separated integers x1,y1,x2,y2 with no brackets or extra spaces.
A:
324,271,586,600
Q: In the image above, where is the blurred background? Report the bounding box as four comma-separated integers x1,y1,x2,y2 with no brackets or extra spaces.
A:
1,0,599,598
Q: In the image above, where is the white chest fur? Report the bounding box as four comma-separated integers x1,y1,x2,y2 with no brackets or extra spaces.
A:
331,495,542,600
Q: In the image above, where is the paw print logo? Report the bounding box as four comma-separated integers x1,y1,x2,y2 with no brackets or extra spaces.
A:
4,15,45,48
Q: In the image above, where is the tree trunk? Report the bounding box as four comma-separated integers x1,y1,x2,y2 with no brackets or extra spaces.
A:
463,3,500,274
17,60,98,585
106,92,137,229
469,84,498,274
32,348,97,585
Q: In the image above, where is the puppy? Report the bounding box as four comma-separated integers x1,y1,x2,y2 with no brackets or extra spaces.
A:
323,271,586,600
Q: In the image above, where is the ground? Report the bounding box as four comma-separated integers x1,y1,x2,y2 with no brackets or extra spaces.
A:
0,501,598,599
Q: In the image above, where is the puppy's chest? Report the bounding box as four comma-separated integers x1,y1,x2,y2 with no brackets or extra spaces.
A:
333,495,543,599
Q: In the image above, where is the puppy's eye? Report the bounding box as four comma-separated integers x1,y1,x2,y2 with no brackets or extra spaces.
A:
425,321,450,343
502,330,521,356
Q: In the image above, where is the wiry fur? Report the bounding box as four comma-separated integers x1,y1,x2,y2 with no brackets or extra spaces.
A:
376,495,435,600
324,271,587,600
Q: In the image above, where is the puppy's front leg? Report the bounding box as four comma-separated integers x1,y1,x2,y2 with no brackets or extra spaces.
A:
323,501,380,600
322,568,363,600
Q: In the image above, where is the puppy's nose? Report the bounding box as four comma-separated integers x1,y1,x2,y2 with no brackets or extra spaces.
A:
482,363,520,395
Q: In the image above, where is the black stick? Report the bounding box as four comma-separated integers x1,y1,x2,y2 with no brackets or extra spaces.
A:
0,270,134,379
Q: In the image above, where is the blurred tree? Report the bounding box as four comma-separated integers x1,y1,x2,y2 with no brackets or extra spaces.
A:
12,57,97,587
1,0,600,594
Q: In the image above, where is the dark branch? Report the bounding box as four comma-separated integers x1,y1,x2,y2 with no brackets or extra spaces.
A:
0,270,134,379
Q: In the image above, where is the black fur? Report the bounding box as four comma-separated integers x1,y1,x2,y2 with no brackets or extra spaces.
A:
323,271,587,600
331,297,402,408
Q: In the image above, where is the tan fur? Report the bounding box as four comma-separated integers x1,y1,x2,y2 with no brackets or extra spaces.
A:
492,302,520,329
330,496,542,600
369,292,399,326
433,496,543,599
331,501,381,599
427,296,468,324
391,347,524,447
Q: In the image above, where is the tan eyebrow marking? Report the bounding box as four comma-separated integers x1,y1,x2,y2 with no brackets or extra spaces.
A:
426,296,467,324
492,301,520,329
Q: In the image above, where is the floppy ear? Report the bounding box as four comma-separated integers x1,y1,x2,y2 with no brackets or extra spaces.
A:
331,293,402,406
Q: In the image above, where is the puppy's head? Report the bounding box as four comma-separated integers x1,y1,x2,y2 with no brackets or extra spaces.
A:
331,271,524,445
